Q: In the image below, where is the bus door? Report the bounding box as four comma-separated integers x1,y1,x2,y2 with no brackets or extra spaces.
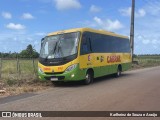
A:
79,34,93,69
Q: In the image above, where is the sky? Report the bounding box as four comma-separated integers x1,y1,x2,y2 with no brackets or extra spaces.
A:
0,0,160,54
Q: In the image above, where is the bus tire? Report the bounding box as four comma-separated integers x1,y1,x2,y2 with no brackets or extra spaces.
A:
84,71,93,85
115,66,122,77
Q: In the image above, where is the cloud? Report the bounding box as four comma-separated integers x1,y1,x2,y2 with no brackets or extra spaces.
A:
130,1,160,54
1,12,12,19
152,39,160,44
21,13,34,19
137,35,160,45
136,9,146,17
35,32,46,36
90,5,101,13
134,34,160,54
142,39,150,44
0,31,41,52
93,16,123,31
144,1,160,16
119,7,146,18
6,23,26,30
119,7,131,16
54,0,81,10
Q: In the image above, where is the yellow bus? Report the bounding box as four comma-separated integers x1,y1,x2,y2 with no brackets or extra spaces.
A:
38,28,131,85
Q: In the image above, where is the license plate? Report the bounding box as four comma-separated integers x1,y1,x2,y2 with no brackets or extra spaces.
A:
50,77,58,81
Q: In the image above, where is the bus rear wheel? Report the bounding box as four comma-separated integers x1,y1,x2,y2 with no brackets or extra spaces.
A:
84,71,93,85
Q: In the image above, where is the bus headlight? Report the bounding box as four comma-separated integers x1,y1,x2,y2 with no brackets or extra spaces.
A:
38,67,44,74
65,64,77,72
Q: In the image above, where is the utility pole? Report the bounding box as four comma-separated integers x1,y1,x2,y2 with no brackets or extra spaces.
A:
130,0,135,62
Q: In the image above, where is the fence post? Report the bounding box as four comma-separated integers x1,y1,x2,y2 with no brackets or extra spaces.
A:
0,58,2,79
16,57,20,79
18,59,21,76
32,58,36,76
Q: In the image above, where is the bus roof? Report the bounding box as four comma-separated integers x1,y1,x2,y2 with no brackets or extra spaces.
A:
47,28,128,39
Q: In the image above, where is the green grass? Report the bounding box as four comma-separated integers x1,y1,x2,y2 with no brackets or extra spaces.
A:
0,56,160,96
136,55,160,59
0,59,51,96
1,56,160,82
0,59,41,88
1,59,37,79
133,55,160,68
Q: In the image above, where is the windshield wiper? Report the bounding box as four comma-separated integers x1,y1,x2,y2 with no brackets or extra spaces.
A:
52,41,58,56
53,38,64,58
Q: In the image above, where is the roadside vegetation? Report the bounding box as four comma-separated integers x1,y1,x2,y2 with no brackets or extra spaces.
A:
0,44,39,58
0,59,51,97
0,54,160,97
0,44,51,97
132,55,160,69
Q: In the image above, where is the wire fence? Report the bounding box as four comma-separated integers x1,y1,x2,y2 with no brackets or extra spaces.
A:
134,57,160,63
0,57,160,81
0,58,38,81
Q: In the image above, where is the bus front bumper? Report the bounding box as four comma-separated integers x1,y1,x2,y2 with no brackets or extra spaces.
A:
38,65,85,82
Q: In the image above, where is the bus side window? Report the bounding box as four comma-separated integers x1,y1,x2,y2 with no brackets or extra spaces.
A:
81,36,91,55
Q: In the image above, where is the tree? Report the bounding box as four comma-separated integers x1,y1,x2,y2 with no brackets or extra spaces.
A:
133,54,137,58
19,50,28,58
26,44,34,58
32,51,39,58
19,44,39,58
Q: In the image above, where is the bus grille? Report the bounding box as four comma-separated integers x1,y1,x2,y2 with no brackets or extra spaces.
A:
44,76,65,80
44,72,64,75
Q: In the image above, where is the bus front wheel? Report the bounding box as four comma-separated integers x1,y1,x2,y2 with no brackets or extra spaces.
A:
84,71,93,85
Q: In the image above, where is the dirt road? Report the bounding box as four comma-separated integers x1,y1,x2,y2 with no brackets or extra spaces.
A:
0,66,160,120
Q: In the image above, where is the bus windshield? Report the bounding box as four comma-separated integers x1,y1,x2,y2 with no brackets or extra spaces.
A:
40,32,80,59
